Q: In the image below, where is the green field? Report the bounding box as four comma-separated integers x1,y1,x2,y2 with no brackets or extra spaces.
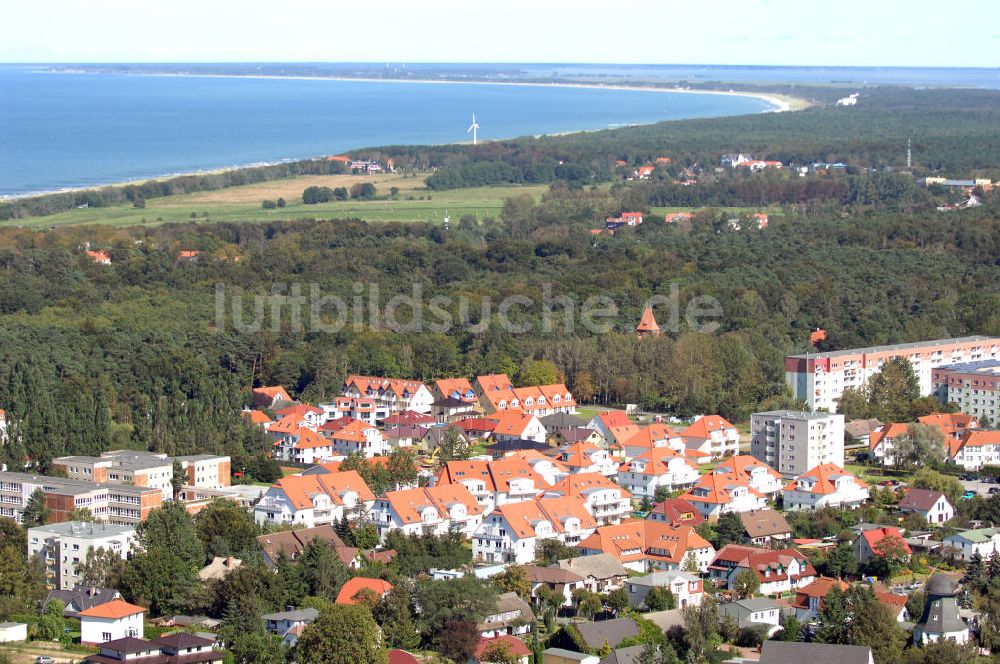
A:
12,172,550,228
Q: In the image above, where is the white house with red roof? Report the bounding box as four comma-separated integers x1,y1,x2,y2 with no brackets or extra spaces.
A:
371,484,484,541
335,577,394,605
319,397,381,426
949,429,1000,470
621,424,686,460
617,448,699,499
78,598,145,645
473,636,531,664
253,470,375,528
271,426,335,465
472,496,597,564
324,419,386,458
543,473,632,526
709,544,816,595
868,423,911,466
605,212,643,230
680,473,767,520
577,520,714,573
479,384,577,418
432,378,479,404
273,404,325,430
558,443,618,477
586,411,640,447
681,416,740,459
711,455,784,498
782,463,869,511
252,386,292,409
491,411,547,444
791,576,848,621
434,458,551,513
646,498,705,528
854,526,911,565
503,450,569,485
343,375,434,415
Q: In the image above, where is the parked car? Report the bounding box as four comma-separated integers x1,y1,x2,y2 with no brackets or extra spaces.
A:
36,657,55,664
963,491,977,500
988,487,1000,495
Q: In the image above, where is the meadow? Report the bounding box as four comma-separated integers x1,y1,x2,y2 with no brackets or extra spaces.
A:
14,172,550,228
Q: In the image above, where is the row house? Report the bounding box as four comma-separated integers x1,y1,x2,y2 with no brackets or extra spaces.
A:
472,496,596,564
253,470,375,528
480,385,578,418
577,519,715,573
343,375,434,415
680,415,740,459
680,473,768,520
711,455,783,498
543,473,632,526
0,471,161,526
492,411,547,444
617,448,700,499
432,378,479,404
319,397,381,426
558,443,618,477
949,429,1000,470
434,457,550,514
709,544,816,595
782,463,869,511
370,483,484,541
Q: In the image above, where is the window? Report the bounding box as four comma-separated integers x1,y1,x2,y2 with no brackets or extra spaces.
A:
102,632,112,642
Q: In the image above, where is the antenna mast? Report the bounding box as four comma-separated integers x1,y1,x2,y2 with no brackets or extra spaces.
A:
907,138,912,170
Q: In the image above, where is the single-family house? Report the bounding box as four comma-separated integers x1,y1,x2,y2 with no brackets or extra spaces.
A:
709,544,816,595
718,598,782,635
79,599,145,645
625,571,703,609
868,423,911,467
492,411,548,444
573,618,640,650
853,526,911,565
738,509,792,547
782,464,869,511
478,592,535,638
262,607,319,636
645,498,704,527
759,641,873,664
335,577,394,605
256,526,352,568
541,413,588,437
943,527,1000,561
474,636,532,664
554,553,629,594
252,386,292,409
621,424,686,459
791,577,849,621
898,488,955,526
587,412,640,448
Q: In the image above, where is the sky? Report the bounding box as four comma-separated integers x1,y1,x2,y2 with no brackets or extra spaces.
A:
2,0,999,68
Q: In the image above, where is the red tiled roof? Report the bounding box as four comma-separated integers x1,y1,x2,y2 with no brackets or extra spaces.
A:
335,577,393,605
783,463,866,495
78,599,145,620
860,527,911,556
681,415,736,440
475,636,531,660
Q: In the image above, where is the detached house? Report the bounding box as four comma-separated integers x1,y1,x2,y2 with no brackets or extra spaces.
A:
617,448,700,498
712,455,784,498
522,565,586,608
621,424,686,459
782,464,869,511
854,526,911,565
252,386,292,409
254,471,375,528
709,544,816,595
944,527,1000,561
680,473,767,520
326,419,386,458
273,404,325,430
371,484,484,541
577,520,715,573
587,411,640,448
680,416,740,459
868,423,911,467
473,497,596,564
791,577,849,621
492,411,548,444
898,488,955,525
434,457,551,513
738,509,792,547
543,473,632,525
79,599,145,645
626,571,703,609
271,426,335,465
646,498,705,528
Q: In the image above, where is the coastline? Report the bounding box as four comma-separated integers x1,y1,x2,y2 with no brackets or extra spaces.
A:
2,71,808,202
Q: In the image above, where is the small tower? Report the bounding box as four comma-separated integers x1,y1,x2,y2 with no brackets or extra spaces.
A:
913,574,969,646
636,307,660,339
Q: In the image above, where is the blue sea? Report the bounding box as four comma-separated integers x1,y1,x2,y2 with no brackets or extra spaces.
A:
0,66,778,197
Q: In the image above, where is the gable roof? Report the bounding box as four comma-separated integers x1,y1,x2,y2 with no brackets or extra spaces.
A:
711,544,816,583
622,424,682,451
546,473,630,500
493,411,541,438
713,455,782,482
899,488,950,512
381,484,482,525
681,415,736,439
493,496,595,539
269,470,374,510
619,447,695,477
636,307,659,333
682,472,762,506
257,525,345,563
521,565,585,585
78,598,145,620
578,520,710,566
869,423,910,453
646,498,705,527
859,527,912,556
791,577,848,609
595,411,632,429
476,374,514,393
760,641,872,664
434,378,477,401
554,553,629,580
574,617,640,649
475,636,532,661
783,464,866,495
918,412,978,439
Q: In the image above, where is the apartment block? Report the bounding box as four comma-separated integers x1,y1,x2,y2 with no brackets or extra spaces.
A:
175,455,231,490
0,471,162,526
932,360,1000,422
27,521,136,590
52,451,174,501
785,336,1000,412
750,411,844,478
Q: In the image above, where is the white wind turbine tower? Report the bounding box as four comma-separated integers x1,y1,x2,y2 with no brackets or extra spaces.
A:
467,113,480,145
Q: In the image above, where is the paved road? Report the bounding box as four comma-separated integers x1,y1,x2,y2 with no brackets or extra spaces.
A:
961,477,999,497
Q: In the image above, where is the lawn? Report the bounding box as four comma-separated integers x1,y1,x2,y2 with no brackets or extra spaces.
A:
12,172,549,228
844,462,912,486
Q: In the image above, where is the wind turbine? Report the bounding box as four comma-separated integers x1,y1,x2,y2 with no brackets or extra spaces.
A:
467,113,480,145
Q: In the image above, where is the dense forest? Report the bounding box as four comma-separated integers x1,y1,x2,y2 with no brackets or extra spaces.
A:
1,87,999,470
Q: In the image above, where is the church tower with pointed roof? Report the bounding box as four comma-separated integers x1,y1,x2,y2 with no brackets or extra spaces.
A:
636,307,660,339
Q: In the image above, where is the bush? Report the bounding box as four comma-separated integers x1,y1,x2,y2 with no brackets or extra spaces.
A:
735,626,765,648
276,197,286,208
350,183,377,200
302,186,335,204
261,200,277,209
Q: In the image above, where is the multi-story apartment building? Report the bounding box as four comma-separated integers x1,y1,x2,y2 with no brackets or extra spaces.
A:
343,375,435,415
932,360,1000,422
253,470,375,528
52,451,230,500
750,411,844,478
28,521,136,590
174,455,231,490
785,336,1000,412
0,472,161,526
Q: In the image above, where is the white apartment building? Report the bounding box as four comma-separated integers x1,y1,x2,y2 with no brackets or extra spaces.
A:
472,497,596,565
28,521,136,590
750,410,845,477
785,336,1000,412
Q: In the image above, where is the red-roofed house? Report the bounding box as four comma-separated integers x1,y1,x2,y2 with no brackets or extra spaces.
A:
252,386,292,409
782,464,869,511
433,378,479,403
343,375,434,415
622,424,686,459
854,526,911,565
492,411,547,444
388,651,419,664
78,599,145,644
587,411,641,447
646,498,705,527
791,577,849,620
636,307,660,339
665,211,693,224
710,455,783,497
86,250,112,265
254,471,375,528
371,484,484,540
577,520,715,573
543,473,632,525
273,403,325,430
918,412,979,441
324,419,386,458
636,165,655,179
605,212,643,230
950,429,1000,470
242,409,273,429
335,577,394,605
473,497,597,564
868,423,912,467
680,473,767,520
618,448,699,499
434,457,551,513
473,636,531,664
272,426,336,465
558,443,618,477
681,415,740,459
875,591,910,622
709,544,816,595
